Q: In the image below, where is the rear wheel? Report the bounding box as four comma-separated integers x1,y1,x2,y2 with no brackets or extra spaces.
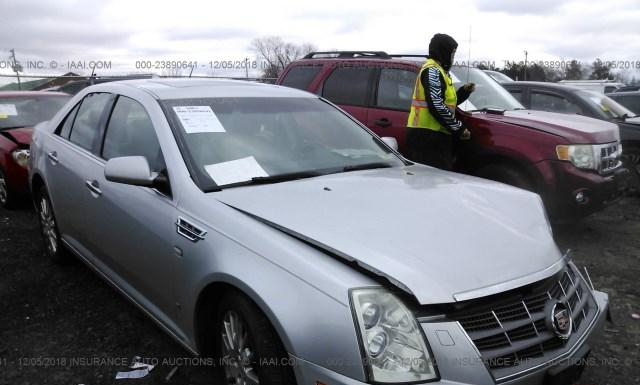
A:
477,163,534,191
214,292,296,385
0,167,17,209
35,187,71,264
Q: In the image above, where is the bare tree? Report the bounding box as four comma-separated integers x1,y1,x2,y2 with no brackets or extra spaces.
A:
250,36,317,79
161,67,183,77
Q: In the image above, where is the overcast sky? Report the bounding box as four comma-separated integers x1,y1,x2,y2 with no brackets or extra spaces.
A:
1,0,639,85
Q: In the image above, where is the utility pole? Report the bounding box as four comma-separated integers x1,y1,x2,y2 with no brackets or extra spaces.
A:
245,57,249,79
523,50,528,81
9,49,22,90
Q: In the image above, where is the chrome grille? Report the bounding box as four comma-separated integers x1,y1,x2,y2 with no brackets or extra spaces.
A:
598,142,622,174
450,264,597,380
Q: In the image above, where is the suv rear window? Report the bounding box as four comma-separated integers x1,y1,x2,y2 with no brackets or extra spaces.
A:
322,67,373,107
281,66,322,90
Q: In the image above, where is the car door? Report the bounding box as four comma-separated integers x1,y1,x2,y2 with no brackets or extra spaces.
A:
367,67,418,153
320,65,375,124
43,92,115,252
80,95,179,320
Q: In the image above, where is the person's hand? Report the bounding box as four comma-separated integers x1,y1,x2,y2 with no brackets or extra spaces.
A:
459,128,471,140
463,83,476,93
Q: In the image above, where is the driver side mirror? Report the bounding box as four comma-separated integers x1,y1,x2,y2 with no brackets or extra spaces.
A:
104,156,158,186
381,137,399,151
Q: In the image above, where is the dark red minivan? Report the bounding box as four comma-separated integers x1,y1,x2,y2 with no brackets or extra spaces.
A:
0,91,70,208
276,52,629,220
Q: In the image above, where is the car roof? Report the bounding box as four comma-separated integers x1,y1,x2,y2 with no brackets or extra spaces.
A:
502,81,584,92
290,56,424,68
85,78,318,99
0,90,70,97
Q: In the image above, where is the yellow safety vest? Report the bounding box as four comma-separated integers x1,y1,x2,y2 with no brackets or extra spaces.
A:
407,59,457,134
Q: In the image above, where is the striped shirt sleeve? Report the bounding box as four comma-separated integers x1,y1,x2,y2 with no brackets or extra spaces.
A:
421,67,463,132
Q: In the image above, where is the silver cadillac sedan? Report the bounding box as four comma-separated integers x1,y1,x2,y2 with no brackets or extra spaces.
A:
30,79,608,385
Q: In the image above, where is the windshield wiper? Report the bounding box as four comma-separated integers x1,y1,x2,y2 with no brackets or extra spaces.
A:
342,162,395,172
469,107,506,114
248,170,327,184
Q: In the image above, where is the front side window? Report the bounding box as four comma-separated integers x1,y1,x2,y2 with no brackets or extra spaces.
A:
322,67,373,106
376,68,416,111
69,93,114,152
102,96,165,173
162,97,403,191
530,92,582,114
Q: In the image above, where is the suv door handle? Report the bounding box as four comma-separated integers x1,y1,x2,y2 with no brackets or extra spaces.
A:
47,151,58,164
374,118,392,128
85,180,102,196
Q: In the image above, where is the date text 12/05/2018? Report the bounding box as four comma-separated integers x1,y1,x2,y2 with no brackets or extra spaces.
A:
134,60,269,70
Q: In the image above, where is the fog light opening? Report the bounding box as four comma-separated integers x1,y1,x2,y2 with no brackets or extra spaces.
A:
575,191,588,204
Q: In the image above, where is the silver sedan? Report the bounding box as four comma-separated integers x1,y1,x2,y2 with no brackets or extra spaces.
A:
30,79,608,385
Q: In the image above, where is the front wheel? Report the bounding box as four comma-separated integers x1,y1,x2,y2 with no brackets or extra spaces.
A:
0,167,17,209
476,163,534,191
214,292,296,385
35,187,71,264
622,146,640,192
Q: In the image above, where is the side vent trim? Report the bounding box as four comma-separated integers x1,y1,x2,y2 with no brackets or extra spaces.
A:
176,217,207,242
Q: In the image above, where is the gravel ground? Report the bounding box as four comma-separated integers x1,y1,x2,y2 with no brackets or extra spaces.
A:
0,198,639,385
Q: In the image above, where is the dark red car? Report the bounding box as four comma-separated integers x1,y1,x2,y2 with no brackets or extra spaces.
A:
277,52,630,220
0,91,70,208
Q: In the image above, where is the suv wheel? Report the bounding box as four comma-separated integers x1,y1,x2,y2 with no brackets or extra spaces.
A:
0,167,16,209
477,164,534,191
622,146,640,191
214,292,296,385
35,187,71,264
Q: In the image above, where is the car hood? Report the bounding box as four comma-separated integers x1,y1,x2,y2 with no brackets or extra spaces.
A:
213,165,564,305
475,110,619,144
0,127,33,146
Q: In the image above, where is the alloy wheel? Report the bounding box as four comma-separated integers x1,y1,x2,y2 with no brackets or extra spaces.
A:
221,310,259,385
39,195,58,255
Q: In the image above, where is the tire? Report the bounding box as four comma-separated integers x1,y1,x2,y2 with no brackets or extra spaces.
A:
477,163,534,191
622,146,640,192
35,187,72,264
214,291,296,385
0,167,17,209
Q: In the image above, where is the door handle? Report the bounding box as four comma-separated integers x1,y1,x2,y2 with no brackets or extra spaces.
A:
47,151,58,164
85,180,102,196
374,118,392,128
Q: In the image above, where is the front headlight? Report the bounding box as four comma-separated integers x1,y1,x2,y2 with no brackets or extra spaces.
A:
12,149,30,168
556,145,597,170
350,288,438,383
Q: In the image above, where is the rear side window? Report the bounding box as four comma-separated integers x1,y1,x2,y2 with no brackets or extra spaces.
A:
281,66,322,90
376,68,416,110
102,96,165,173
69,93,113,152
57,103,80,139
322,67,373,106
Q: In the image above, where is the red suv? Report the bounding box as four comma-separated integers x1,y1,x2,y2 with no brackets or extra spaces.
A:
0,91,70,208
276,51,629,220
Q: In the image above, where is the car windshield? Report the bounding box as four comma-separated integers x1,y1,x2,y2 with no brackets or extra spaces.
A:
0,95,70,130
161,97,404,190
449,67,525,112
576,90,637,119
486,71,513,83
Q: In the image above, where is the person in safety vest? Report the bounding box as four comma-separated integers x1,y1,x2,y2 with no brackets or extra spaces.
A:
406,33,475,170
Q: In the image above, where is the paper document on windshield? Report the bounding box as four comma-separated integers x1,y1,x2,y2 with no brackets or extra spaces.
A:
173,106,226,133
0,104,18,116
205,156,268,186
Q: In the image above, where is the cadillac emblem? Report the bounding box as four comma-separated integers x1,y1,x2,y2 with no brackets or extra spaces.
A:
545,301,573,340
